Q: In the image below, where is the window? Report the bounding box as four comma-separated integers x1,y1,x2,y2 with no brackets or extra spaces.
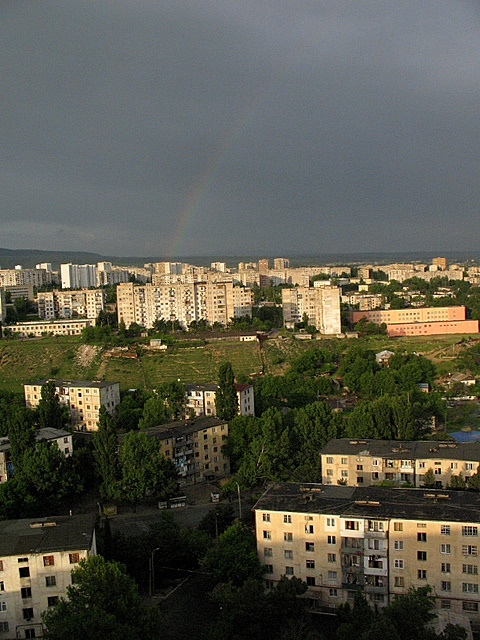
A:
43,555,54,567
341,458,348,465
262,513,270,522
440,600,451,610
18,558,28,563
440,544,451,554
441,525,450,536
462,545,478,556
306,576,316,586
0,584,3,593
417,532,427,542
462,526,478,537
394,541,404,550
327,535,336,545
419,462,426,468
0,622,8,632
329,588,338,597
264,565,273,574
265,580,274,589
328,571,337,581
434,468,442,475
463,564,478,575
357,477,364,484
306,560,315,569
394,559,404,569
22,608,34,620
441,563,451,573
462,583,479,593
305,542,315,552
328,553,336,563
263,531,271,540
69,553,80,564
47,596,59,607
341,470,348,477
441,581,451,591
394,577,405,587
326,457,333,464
21,587,32,599
417,551,427,561
368,539,382,550
283,515,292,524
284,550,293,559
418,570,427,580
284,532,293,542
19,567,30,578
394,523,403,532
285,566,294,576
463,602,479,612
45,576,56,587
326,518,336,527
417,523,426,529
0,603,5,612
305,525,314,534
451,462,458,469
345,520,359,530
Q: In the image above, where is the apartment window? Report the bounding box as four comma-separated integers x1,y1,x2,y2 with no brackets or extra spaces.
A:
463,583,479,593
18,558,28,563
463,564,478,575
262,513,271,522
19,567,30,578
441,525,451,536
306,560,315,569
263,531,271,540
417,523,426,529
394,577,404,587
22,608,34,620
418,570,427,580
0,622,8,632
394,523,403,532
326,469,334,476
441,563,451,573
440,600,451,610
341,470,348,477
285,567,294,576
394,559,404,569
417,551,427,561
305,525,314,534
441,581,451,591
463,602,479,612
394,541,404,550
357,477,364,484
462,546,478,556
434,468,442,475
284,550,293,559
451,462,458,469
341,458,348,465
306,576,316,586
47,596,59,607
264,565,273,574
265,580,274,589
284,532,293,542
69,553,80,564
372,459,379,466
21,587,32,599
462,526,478,537
326,518,336,527
329,588,338,597
328,571,337,581
345,520,359,530
440,544,451,554
417,532,427,542
328,553,336,563
356,464,363,471
43,555,55,567
45,576,56,587
327,535,336,545
326,457,334,464
283,515,292,524
306,542,315,552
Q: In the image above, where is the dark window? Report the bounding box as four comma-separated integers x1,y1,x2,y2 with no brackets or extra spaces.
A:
22,608,34,620
417,551,427,561
21,587,32,599
43,555,54,566
47,596,58,607
69,553,80,564
306,576,316,586
45,576,56,587
19,567,30,578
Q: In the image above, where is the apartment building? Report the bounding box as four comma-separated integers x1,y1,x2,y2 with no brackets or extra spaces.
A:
282,286,341,334
0,428,73,484
24,380,120,431
0,268,51,289
37,289,105,321
320,439,480,488
0,514,96,639
350,306,479,337
185,382,255,418
116,281,253,329
254,483,480,624
138,417,230,484
60,264,97,289
8,319,93,338
2,285,35,302
0,289,5,324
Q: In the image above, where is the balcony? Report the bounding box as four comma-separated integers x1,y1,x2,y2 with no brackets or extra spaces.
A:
342,572,365,588
341,537,364,552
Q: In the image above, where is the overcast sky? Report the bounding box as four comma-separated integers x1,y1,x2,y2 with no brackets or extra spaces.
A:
2,1,480,258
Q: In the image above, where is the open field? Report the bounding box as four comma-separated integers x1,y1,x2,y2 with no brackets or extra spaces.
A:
0,332,477,394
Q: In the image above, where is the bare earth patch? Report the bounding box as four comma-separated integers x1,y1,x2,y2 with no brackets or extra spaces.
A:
75,345,100,368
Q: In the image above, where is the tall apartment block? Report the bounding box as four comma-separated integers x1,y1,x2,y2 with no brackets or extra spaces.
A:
24,380,120,431
320,439,480,488
282,286,341,334
185,382,255,418
254,483,480,626
37,289,105,321
116,281,253,329
60,263,97,289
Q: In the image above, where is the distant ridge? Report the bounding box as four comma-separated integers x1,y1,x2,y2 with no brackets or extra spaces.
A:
0,248,478,270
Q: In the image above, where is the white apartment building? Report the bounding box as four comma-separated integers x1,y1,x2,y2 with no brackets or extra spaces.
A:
8,319,93,338
0,268,50,289
24,380,120,431
37,289,105,320
282,286,341,334
60,264,97,289
185,383,255,418
0,515,96,639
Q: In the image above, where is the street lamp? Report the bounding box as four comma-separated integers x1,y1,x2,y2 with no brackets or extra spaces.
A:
149,547,160,597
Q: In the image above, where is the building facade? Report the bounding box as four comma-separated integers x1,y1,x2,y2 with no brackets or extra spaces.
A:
254,483,480,625
24,380,120,431
37,289,105,321
282,286,341,334
185,383,255,418
8,319,93,338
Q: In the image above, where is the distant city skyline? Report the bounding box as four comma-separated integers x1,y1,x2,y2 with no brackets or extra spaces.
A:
2,2,480,256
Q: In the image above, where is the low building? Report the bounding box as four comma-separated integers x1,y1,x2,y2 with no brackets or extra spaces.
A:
254,483,480,625
139,417,229,483
8,319,93,338
320,438,480,488
0,514,96,639
185,383,255,418
24,380,120,431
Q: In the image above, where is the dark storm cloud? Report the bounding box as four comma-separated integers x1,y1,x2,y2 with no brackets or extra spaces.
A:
1,1,480,256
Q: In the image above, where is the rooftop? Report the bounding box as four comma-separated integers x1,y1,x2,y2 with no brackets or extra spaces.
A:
26,379,118,389
321,438,480,461
122,416,228,442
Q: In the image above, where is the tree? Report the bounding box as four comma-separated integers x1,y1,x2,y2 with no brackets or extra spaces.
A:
422,468,436,488
138,394,168,430
215,362,238,420
37,381,68,430
7,407,36,472
42,555,161,640
93,407,119,500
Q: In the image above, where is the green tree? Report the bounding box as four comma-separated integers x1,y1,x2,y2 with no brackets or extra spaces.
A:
215,362,238,420
37,381,68,430
93,407,119,500
42,555,161,640
422,468,436,488
138,395,168,430
7,407,36,472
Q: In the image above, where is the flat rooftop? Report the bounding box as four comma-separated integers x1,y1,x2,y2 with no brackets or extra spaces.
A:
321,438,480,461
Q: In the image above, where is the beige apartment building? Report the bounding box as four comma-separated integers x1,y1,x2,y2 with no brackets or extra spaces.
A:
0,514,96,639
24,379,120,431
8,319,93,338
116,281,253,329
0,268,51,288
37,289,105,321
138,417,230,484
254,483,480,626
185,383,255,418
320,439,480,488
282,286,341,334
